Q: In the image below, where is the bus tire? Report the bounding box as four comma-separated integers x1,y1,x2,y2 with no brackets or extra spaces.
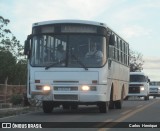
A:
115,86,124,109
124,96,129,100
42,101,54,113
71,104,78,110
144,95,149,100
98,102,109,113
109,85,114,109
115,100,122,109
62,104,70,110
109,101,114,109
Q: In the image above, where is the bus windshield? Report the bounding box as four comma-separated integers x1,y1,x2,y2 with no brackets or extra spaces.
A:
30,34,107,68
130,75,146,82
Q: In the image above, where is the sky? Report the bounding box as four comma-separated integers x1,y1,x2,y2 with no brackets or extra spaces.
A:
0,0,160,81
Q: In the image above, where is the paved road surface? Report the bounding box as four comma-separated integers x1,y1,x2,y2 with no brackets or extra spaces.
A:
0,97,160,131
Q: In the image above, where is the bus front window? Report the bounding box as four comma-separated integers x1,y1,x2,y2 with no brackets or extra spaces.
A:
31,35,67,67
68,35,107,67
30,34,107,68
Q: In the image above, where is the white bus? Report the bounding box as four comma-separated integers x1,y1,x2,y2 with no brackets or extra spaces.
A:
24,20,129,113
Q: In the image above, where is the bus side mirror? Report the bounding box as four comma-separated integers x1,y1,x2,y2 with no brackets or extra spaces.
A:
24,35,32,57
109,35,115,46
24,40,30,55
148,79,150,83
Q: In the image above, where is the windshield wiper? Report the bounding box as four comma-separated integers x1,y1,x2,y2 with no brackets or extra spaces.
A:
45,60,64,70
70,52,88,71
45,52,88,70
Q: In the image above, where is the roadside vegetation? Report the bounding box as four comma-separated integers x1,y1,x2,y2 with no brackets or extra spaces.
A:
0,16,27,85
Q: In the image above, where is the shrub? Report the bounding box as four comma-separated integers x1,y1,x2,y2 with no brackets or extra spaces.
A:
10,94,23,105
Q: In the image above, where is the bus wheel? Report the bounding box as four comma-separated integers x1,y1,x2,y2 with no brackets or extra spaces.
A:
109,101,114,109
115,87,124,109
42,101,54,113
71,104,78,110
124,96,129,100
62,104,70,110
98,102,109,113
144,95,149,100
115,100,122,109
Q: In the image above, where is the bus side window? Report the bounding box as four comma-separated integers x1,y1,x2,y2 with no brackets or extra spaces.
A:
117,37,121,62
120,40,122,63
109,34,115,46
115,36,118,61
109,34,115,59
123,42,126,65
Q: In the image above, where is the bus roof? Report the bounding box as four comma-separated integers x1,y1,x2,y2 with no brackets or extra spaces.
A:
32,19,107,28
32,19,129,45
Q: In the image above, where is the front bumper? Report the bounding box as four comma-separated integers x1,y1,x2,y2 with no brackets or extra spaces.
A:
30,84,108,103
127,92,148,97
149,92,160,96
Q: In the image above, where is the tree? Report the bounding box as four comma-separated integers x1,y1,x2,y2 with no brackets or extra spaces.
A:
0,50,16,84
129,49,144,72
13,59,27,85
0,16,23,58
0,16,27,84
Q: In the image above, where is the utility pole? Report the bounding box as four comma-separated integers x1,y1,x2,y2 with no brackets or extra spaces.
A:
4,76,8,103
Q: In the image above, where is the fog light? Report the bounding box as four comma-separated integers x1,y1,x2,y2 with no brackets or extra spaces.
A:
140,86,145,91
82,85,90,91
43,85,51,91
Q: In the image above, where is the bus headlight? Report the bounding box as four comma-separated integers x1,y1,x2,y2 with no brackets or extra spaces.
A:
43,85,51,91
82,85,90,91
140,86,145,91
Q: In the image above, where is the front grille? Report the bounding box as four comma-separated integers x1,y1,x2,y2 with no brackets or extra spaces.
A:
54,94,78,100
129,85,140,93
150,88,158,91
53,81,79,83
149,88,158,93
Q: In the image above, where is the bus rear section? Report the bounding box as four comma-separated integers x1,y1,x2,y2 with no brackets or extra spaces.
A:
127,72,150,100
